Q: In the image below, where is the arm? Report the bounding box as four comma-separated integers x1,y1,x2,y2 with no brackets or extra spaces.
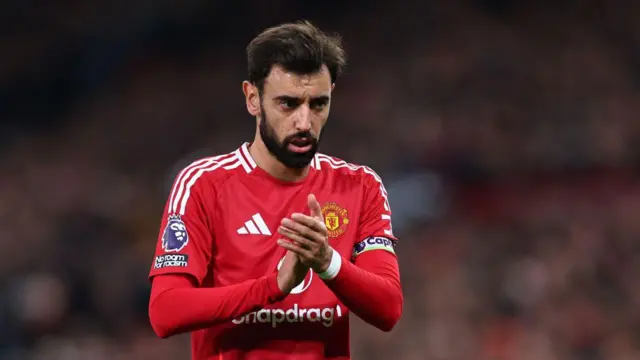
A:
324,170,402,331
280,221,403,332
322,246,402,332
149,273,284,338
148,163,286,338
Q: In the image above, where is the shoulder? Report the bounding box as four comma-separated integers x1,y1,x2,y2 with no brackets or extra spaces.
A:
168,149,250,214
172,150,247,186
314,153,386,188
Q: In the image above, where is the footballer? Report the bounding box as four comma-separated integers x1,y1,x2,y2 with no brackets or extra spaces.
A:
148,20,403,359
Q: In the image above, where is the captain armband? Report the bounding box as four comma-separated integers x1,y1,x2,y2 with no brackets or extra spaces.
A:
352,236,396,259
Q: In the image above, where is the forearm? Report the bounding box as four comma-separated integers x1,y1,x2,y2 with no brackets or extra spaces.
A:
148,273,285,338
322,250,402,332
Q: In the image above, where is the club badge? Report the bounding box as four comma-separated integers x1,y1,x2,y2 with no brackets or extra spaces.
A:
321,202,349,238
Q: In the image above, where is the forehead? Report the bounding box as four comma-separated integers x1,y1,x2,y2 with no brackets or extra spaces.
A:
263,65,332,97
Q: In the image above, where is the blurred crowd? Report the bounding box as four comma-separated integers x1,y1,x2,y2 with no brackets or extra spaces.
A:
2,0,640,359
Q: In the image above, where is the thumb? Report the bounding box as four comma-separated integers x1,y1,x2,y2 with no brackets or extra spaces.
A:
307,194,323,219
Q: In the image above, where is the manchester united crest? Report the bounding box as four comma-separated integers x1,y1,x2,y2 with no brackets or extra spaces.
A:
321,202,349,238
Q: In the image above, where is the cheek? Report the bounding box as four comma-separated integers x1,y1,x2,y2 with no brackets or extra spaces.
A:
263,106,285,130
313,115,328,134
271,115,292,137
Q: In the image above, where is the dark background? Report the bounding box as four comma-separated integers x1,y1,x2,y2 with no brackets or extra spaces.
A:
2,1,640,359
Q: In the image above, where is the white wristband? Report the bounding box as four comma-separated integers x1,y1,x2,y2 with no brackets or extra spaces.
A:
318,248,342,280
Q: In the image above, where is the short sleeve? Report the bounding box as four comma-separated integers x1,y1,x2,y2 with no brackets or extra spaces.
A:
149,172,215,285
353,169,398,260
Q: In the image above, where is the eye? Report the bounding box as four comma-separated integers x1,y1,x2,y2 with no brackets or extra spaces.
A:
311,98,329,110
279,98,298,109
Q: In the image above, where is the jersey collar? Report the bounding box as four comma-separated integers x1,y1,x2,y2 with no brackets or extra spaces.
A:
238,142,319,173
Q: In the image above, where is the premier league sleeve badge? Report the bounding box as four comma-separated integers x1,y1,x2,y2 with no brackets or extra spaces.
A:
162,214,189,252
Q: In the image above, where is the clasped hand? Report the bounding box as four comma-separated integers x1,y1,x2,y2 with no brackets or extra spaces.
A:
277,194,333,273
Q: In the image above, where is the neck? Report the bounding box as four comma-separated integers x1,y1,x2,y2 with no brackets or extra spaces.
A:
249,137,309,182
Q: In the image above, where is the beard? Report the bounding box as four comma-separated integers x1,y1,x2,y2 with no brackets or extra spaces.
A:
259,104,321,169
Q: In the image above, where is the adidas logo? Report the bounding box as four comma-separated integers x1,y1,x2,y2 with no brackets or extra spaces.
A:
237,213,272,235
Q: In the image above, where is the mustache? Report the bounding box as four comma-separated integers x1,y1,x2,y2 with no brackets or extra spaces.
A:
283,131,318,145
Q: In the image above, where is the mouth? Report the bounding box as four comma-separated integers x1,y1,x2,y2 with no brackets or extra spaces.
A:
287,137,313,153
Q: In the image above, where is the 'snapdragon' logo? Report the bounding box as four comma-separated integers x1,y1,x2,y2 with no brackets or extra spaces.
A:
232,304,343,328
321,202,349,238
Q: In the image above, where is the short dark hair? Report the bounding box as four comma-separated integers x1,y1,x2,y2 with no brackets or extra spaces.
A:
247,20,347,93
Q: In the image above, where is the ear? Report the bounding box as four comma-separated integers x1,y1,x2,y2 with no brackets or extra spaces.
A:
331,83,336,91
242,81,260,116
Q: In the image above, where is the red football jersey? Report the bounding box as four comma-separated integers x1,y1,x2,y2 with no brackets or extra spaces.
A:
149,143,397,360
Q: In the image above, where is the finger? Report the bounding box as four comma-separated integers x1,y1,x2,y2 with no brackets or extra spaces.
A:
308,194,323,220
287,214,327,235
277,239,313,259
278,226,318,248
282,217,326,239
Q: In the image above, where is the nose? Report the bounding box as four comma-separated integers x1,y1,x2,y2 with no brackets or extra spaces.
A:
294,105,312,132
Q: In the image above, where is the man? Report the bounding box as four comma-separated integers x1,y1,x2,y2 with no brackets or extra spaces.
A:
148,21,403,359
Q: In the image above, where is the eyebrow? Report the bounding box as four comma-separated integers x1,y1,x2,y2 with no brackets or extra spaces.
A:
273,95,330,102
311,95,330,103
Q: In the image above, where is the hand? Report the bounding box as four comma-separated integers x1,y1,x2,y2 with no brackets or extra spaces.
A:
276,250,309,295
277,194,333,273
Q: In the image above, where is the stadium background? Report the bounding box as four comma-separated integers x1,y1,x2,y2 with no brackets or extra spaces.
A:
2,0,640,359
